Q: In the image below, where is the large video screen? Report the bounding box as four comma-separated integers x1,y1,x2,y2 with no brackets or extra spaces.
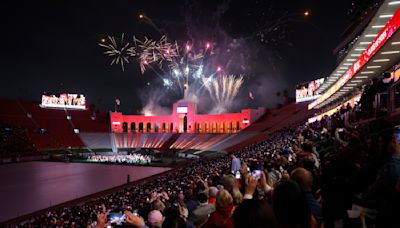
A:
40,93,86,110
177,107,188,114
296,78,325,103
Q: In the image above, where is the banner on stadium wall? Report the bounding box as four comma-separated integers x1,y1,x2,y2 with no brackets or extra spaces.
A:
296,78,325,103
40,93,86,110
309,8,400,110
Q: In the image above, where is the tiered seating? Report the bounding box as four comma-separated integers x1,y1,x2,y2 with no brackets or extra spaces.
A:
68,110,109,132
0,98,313,152
0,99,110,150
243,102,311,132
170,133,232,150
0,100,35,129
113,133,174,148
19,102,85,149
113,133,234,151
225,102,315,151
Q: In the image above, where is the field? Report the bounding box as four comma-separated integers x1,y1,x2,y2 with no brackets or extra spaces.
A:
0,162,171,222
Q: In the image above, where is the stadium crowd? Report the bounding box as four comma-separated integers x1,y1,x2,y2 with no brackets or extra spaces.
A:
9,105,400,228
87,154,154,165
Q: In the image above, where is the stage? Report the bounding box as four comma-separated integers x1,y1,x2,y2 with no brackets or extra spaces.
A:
0,162,171,222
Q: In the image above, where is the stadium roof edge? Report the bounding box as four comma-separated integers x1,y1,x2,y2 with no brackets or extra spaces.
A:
316,0,399,95
310,3,400,110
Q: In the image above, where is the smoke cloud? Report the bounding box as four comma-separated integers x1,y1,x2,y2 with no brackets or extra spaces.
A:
139,0,291,115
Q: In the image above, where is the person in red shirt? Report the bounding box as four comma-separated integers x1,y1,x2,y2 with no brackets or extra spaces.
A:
204,189,235,228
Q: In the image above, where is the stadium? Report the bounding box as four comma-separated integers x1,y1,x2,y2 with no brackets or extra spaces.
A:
1,0,400,228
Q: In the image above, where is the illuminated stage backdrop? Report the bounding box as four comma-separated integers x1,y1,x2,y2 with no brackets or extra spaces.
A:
110,100,266,133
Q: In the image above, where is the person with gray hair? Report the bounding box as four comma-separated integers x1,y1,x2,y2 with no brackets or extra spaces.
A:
291,167,323,227
208,186,218,204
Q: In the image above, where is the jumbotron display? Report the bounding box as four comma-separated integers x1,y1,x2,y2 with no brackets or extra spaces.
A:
40,93,86,110
295,77,325,103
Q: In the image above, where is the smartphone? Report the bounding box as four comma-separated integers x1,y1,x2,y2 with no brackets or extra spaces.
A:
235,171,241,179
251,170,262,180
107,213,126,225
395,125,400,144
338,128,344,132
133,209,139,216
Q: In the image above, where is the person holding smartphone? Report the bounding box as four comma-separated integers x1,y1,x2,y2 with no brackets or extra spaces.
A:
244,170,273,200
96,208,148,228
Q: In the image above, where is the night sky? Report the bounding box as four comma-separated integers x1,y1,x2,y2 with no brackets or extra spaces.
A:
1,0,355,114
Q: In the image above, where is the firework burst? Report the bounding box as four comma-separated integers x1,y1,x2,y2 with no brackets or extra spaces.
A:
98,34,135,71
203,75,244,107
135,36,179,73
99,34,244,113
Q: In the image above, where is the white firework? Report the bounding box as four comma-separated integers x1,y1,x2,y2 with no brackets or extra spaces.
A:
204,75,244,112
98,34,134,71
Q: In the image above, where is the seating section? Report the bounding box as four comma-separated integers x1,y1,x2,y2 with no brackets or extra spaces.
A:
113,133,174,148
113,132,235,151
0,99,109,150
68,110,109,132
170,133,233,150
0,99,313,152
225,102,315,151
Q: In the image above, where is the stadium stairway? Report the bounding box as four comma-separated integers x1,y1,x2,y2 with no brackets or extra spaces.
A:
159,133,181,151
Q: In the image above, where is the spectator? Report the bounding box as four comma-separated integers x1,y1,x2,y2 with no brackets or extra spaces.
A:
360,127,400,227
364,128,400,200
147,210,164,228
184,189,198,215
208,186,218,204
230,152,241,175
291,167,323,227
223,174,243,205
190,192,215,226
204,189,235,228
162,215,187,228
272,180,311,228
233,199,278,228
